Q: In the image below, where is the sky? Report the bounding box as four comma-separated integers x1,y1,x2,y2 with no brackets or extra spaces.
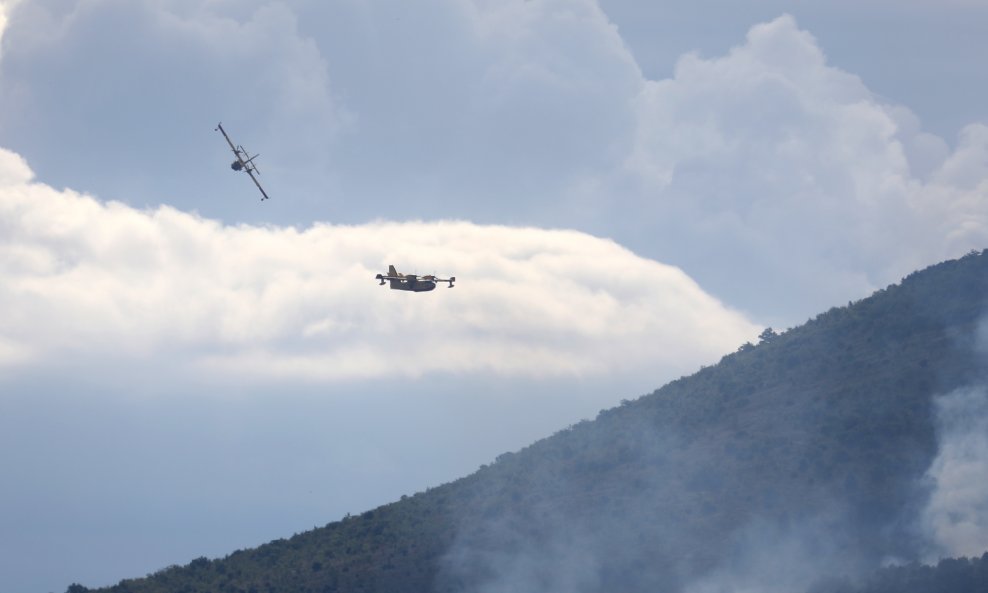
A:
0,0,986,591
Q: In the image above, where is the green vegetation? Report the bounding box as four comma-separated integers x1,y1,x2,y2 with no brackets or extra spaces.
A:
76,249,988,593
811,553,988,593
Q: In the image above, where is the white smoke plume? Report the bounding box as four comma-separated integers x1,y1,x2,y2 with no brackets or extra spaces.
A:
921,320,988,559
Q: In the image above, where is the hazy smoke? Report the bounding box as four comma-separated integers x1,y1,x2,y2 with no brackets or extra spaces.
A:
682,512,875,593
440,516,603,593
436,411,873,593
921,385,988,559
918,313,988,559
439,487,870,593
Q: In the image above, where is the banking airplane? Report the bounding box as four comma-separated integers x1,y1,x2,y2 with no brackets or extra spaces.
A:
215,122,271,201
376,265,455,291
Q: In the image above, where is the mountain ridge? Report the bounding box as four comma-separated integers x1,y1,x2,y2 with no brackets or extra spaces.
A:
75,249,988,593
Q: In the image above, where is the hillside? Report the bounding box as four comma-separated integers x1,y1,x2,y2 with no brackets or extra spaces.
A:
74,250,988,593
810,553,988,593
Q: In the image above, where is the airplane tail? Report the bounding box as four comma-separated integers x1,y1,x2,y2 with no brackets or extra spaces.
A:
388,265,399,276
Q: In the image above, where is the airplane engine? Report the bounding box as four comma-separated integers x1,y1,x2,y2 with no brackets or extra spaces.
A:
231,161,243,171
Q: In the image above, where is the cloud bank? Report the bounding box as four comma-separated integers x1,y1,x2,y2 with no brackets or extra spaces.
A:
4,4,987,326
0,147,758,385
617,15,988,322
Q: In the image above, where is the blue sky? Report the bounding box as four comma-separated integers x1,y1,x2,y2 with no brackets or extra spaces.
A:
0,1,986,591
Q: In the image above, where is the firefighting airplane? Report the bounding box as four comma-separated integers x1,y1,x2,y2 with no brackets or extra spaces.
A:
376,265,455,291
215,122,270,201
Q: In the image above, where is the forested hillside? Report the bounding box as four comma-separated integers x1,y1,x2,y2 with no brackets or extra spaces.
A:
73,250,988,593
810,553,988,593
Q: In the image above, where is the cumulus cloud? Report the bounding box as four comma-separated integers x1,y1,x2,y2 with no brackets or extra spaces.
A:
0,0,20,55
3,4,987,327
0,147,759,384
0,0,347,218
290,0,643,222
615,14,988,322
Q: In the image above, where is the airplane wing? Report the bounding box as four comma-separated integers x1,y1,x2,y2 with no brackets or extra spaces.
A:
215,122,239,154
245,167,271,201
416,274,454,284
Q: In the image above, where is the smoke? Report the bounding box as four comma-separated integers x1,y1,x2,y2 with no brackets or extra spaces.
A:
921,318,988,559
440,514,603,593
435,407,874,593
922,386,988,558
436,419,684,593
439,490,868,593
681,516,864,593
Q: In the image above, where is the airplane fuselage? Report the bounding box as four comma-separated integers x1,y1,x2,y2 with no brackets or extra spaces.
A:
389,276,437,292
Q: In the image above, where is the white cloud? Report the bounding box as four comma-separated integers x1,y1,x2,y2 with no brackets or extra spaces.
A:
932,124,988,190
0,147,759,384
0,0,348,216
0,0,20,58
615,14,988,322
4,4,986,330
